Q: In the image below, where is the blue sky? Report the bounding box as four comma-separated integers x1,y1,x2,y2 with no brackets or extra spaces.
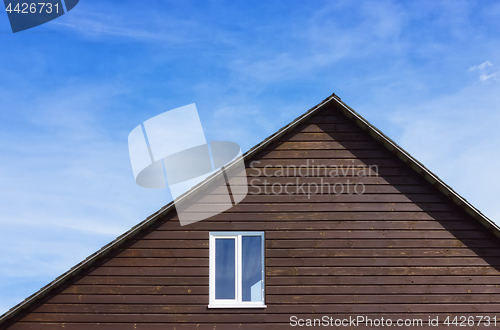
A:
1,0,500,314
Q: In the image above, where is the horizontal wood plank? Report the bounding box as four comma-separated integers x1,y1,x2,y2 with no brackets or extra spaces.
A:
141,230,491,240
279,132,372,142
29,303,500,314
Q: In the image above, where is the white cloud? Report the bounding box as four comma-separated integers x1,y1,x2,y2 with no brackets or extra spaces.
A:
479,72,500,82
468,60,500,81
55,17,181,43
52,3,215,46
469,60,493,71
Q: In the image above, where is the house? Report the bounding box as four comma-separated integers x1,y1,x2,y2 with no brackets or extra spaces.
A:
1,93,500,329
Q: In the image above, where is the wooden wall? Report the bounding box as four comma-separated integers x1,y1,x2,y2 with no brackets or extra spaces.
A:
3,103,500,329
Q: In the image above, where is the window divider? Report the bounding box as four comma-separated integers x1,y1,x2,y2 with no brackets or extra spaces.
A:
236,234,242,303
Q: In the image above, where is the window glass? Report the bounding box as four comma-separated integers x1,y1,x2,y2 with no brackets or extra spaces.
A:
242,236,262,302
215,238,235,299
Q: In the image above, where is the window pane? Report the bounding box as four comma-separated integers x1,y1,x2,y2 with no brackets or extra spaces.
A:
215,238,235,299
242,236,262,302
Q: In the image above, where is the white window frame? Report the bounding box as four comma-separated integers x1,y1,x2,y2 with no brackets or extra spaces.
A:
209,231,266,308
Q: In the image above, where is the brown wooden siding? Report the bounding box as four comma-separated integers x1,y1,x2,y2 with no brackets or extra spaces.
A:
3,103,500,329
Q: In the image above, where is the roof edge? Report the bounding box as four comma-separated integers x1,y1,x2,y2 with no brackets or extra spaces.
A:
0,199,177,324
330,94,500,239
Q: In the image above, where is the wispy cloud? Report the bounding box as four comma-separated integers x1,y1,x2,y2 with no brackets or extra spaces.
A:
226,1,408,84
52,3,220,47
469,60,500,81
469,60,493,71
55,15,191,44
0,80,170,314
389,82,500,223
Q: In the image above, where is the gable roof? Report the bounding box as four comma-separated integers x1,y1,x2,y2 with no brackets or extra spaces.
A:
1,92,499,324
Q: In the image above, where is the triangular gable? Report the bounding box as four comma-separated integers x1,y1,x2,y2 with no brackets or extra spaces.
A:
1,93,499,325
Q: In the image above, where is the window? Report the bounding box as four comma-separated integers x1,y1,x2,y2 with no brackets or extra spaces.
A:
209,232,266,308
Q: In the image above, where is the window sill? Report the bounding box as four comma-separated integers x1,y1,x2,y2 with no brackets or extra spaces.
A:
208,304,267,309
